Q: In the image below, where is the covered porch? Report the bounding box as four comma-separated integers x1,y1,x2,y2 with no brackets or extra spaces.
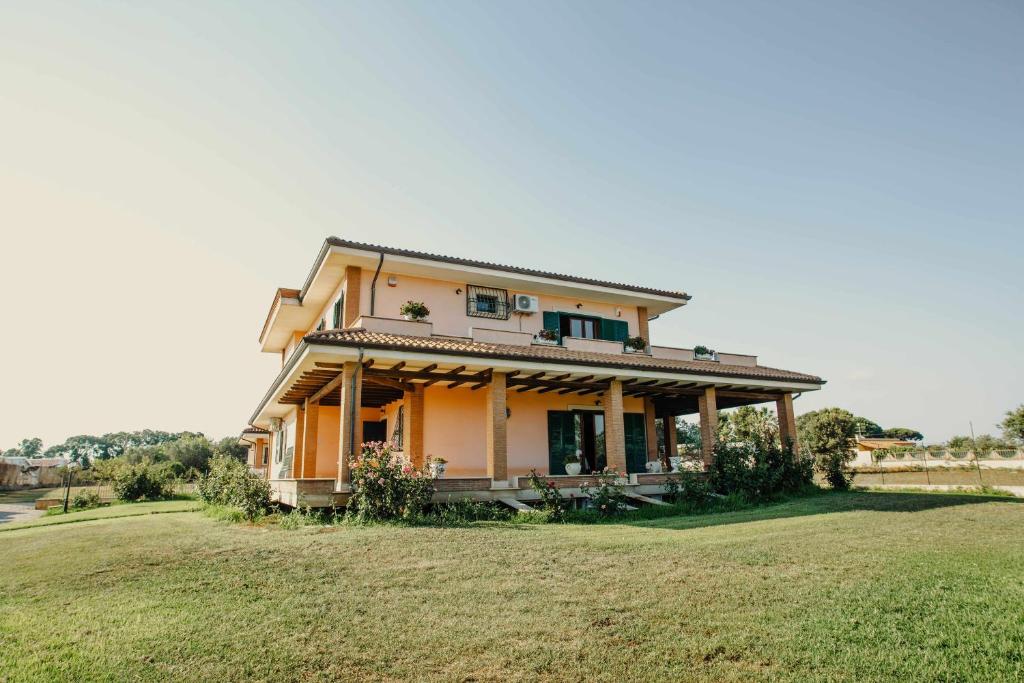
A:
253,336,817,509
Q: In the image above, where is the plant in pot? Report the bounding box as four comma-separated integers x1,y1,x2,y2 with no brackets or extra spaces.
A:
693,344,717,361
534,328,559,345
400,301,430,322
563,452,582,476
624,335,647,353
429,456,447,478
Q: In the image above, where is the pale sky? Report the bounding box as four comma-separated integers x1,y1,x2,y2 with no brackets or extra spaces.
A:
1,1,1021,449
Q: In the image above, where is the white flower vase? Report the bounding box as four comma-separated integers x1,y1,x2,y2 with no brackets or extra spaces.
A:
565,462,581,476
645,461,663,473
429,462,447,478
669,456,682,473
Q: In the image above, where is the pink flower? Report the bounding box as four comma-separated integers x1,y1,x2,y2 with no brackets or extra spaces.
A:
547,481,556,488
402,466,411,474
377,478,385,486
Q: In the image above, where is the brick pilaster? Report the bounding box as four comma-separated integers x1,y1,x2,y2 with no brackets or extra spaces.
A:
698,386,718,469
301,399,319,478
643,397,659,462
604,380,627,474
291,405,305,479
343,265,362,328
636,306,650,344
776,393,799,453
403,384,425,468
337,361,363,486
486,372,508,481
663,415,677,466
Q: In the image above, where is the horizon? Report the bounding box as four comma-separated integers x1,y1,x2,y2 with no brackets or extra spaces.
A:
2,1,1021,449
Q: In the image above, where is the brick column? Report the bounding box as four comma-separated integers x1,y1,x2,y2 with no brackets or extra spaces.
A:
337,361,363,486
643,397,659,462
663,415,677,465
698,386,718,470
486,372,508,481
636,306,650,344
343,265,362,328
301,399,319,478
776,393,798,453
291,404,305,478
403,384,425,468
604,380,627,474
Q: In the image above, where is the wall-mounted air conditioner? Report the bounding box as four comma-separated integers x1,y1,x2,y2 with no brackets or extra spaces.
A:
512,293,539,314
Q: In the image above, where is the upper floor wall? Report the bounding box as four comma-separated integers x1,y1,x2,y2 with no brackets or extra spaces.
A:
262,238,690,359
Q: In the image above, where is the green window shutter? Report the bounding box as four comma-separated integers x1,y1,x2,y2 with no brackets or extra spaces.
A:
623,413,647,473
332,297,343,328
600,319,628,343
542,311,560,332
547,411,575,475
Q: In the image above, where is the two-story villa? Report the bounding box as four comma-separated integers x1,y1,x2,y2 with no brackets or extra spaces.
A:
245,238,824,507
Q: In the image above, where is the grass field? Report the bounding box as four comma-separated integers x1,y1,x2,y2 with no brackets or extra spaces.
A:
2,491,1022,682
851,468,1024,487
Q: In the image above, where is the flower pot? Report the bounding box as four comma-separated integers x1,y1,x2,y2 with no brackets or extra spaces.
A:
404,314,427,322
645,461,663,473
564,462,581,476
429,462,446,478
533,335,559,346
694,353,717,362
669,456,682,472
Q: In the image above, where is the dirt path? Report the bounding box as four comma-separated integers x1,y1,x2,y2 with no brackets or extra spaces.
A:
0,501,44,525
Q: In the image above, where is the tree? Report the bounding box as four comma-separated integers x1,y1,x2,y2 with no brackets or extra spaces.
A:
1001,405,1024,445
946,435,973,450
852,417,882,437
213,437,248,463
717,406,778,450
881,427,923,441
656,418,702,456
163,435,215,473
796,408,857,490
2,437,43,459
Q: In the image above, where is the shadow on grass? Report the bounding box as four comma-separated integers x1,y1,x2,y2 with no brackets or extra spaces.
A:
620,490,1023,533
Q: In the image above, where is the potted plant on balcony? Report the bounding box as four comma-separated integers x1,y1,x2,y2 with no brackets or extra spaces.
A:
429,456,447,479
624,335,647,354
693,345,718,361
564,452,582,476
533,328,559,346
400,301,430,322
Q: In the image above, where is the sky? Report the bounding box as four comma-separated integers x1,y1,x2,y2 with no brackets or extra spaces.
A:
1,1,1021,449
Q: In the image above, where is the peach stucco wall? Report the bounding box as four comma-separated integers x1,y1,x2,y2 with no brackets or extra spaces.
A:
357,270,641,340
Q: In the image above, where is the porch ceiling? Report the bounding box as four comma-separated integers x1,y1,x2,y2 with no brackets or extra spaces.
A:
276,358,794,411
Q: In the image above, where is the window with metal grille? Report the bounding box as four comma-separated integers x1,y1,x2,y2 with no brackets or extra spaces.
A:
391,405,404,449
466,284,511,320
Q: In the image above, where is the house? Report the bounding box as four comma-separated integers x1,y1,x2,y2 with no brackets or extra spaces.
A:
0,456,68,488
850,437,917,467
246,238,825,507
238,427,270,475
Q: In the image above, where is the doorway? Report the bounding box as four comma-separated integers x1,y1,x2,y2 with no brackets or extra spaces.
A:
547,410,647,475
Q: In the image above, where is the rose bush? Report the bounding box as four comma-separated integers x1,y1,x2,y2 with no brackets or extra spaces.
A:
348,441,433,521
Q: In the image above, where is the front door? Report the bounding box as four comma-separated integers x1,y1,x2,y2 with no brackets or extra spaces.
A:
547,410,647,475
362,420,387,443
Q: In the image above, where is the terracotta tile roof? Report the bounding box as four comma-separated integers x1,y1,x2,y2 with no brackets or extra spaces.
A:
241,426,269,435
304,328,824,385
326,237,691,300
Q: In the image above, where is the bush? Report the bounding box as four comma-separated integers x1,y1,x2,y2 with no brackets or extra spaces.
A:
347,442,433,522
665,474,712,507
579,468,628,516
527,470,569,522
111,461,175,502
71,491,102,510
708,441,813,501
197,456,271,521
429,499,515,526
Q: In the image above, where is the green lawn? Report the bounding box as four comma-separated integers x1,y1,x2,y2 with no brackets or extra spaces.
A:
0,500,201,532
1,491,1022,682
852,467,1024,487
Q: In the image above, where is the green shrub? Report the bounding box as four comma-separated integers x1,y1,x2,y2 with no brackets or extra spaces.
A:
347,442,433,522
279,506,328,529
527,469,569,522
429,499,515,526
111,461,174,502
708,441,813,501
579,468,628,516
665,474,712,507
197,456,271,521
71,491,102,510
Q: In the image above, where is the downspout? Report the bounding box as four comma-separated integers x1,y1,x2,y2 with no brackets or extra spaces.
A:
348,348,365,461
369,253,384,316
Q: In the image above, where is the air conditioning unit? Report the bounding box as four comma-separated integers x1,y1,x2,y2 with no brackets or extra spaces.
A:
512,293,539,314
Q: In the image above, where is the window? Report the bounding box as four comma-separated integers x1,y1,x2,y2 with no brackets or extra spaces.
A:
466,284,510,320
332,295,344,328
261,445,269,466
565,316,599,339
316,318,325,332
391,405,404,449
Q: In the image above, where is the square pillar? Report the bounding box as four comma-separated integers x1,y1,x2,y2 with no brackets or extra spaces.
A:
636,306,650,344
337,361,363,486
402,384,425,468
698,386,718,469
291,404,305,479
301,399,319,478
776,393,799,453
663,415,677,465
343,265,362,328
604,380,627,474
643,397,659,462
486,372,508,481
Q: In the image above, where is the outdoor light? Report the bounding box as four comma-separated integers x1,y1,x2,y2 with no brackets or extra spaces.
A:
387,275,398,287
